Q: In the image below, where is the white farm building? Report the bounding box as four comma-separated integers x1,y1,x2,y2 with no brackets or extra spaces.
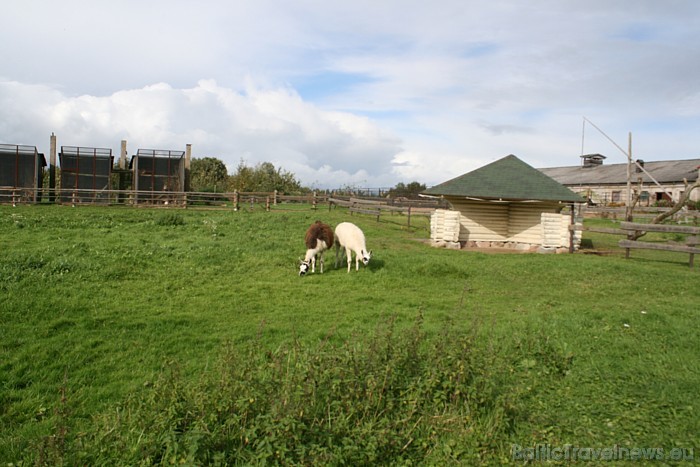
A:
539,154,700,206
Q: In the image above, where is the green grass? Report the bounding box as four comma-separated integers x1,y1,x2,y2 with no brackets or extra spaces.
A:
1,205,698,464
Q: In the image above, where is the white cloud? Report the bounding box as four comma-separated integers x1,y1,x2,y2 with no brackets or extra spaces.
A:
2,0,700,189
0,79,404,187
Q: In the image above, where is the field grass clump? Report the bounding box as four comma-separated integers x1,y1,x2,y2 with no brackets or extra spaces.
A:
154,212,186,227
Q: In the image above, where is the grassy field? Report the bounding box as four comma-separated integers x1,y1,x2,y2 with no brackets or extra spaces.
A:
1,205,698,464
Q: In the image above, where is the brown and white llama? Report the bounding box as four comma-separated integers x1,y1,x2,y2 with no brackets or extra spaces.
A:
299,221,335,276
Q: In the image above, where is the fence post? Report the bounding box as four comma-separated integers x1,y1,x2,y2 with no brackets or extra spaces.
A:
569,204,575,254
274,190,278,206
266,196,271,212
312,191,317,210
407,205,412,227
233,190,239,211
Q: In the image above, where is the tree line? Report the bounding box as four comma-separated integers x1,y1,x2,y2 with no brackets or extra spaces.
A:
191,157,427,198
40,155,426,198
190,158,305,194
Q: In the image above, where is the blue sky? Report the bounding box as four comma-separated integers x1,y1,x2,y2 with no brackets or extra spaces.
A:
1,0,700,188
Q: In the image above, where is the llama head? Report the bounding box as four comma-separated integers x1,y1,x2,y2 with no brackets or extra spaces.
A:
361,250,372,266
299,259,311,276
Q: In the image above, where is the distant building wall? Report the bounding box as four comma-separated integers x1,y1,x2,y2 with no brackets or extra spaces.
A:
569,183,696,206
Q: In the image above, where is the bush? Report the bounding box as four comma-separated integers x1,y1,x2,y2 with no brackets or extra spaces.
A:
33,314,569,465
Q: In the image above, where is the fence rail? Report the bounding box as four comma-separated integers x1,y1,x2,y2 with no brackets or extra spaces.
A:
584,206,699,223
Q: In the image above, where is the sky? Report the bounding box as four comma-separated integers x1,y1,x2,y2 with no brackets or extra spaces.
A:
2,0,700,189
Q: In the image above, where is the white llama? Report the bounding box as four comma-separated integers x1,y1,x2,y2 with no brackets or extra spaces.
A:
334,222,372,272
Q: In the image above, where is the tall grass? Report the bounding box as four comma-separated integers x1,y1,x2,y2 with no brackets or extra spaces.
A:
1,205,698,464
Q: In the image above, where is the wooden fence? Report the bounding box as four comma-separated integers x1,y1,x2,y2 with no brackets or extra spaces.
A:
0,187,329,210
618,222,700,268
572,221,700,268
328,196,440,227
0,188,439,226
584,206,699,224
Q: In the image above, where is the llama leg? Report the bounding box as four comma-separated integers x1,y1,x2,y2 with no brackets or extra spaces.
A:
311,255,316,273
319,253,324,273
346,247,352,272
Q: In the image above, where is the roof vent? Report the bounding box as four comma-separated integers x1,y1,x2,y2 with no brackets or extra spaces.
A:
581,153,606,168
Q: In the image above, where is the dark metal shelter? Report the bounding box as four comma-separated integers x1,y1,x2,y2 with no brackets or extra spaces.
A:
0,144,46,203
130,149,185,203
59,146,113,203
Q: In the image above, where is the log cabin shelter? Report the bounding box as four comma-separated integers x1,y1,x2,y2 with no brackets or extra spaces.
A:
539,154,700,206
59,146,114,203
0,143,46,203
423,154,585,251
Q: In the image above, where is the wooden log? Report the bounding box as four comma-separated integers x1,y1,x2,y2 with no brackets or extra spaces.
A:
620,222,700,235
350,197,383,205
619,238,700,268
350,207,381,216
328,197,352,207
618,239,700,254
578,226,628,235
378,205,403,212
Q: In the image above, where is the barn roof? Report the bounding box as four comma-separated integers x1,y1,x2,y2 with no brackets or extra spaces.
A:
423,154,584,203
538,158,700,185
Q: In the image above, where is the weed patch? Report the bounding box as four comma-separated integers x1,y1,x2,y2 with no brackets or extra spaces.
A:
43,315,533,464
155,212,186,226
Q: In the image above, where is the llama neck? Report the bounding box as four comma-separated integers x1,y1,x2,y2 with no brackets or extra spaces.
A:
305,245,323,261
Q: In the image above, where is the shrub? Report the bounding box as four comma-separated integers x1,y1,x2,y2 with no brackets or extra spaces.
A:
36,314,568,465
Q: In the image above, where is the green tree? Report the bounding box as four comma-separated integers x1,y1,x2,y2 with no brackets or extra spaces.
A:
228,160,306,193
388,181,427,199
190,157,228,192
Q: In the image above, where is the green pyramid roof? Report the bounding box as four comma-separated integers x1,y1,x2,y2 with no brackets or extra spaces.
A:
423,154,584,203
